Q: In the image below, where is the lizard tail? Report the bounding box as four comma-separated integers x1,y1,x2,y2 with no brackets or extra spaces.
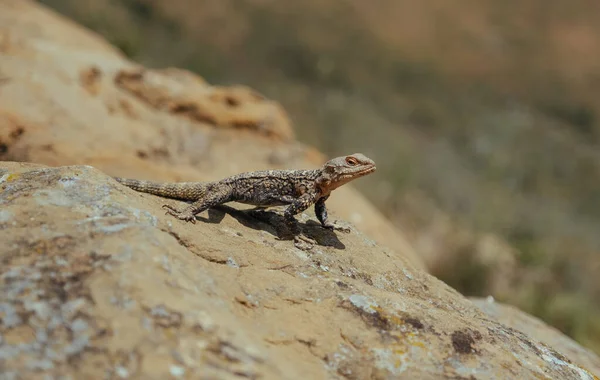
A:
114,177,207,201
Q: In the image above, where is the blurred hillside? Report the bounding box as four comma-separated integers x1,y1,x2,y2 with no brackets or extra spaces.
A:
38,0,600,352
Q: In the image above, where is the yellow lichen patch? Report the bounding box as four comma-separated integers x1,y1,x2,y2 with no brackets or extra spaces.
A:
390,330,428,354
405,332,427,349
7,173,21,182
1,172,21,182
370,305,407,328
392,346,408,356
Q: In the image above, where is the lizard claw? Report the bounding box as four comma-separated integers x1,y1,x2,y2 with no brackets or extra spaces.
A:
162,204,178,217
184,215,197,224
162,204,196,224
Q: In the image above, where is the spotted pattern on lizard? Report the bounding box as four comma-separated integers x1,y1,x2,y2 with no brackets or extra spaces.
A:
114,153,376,245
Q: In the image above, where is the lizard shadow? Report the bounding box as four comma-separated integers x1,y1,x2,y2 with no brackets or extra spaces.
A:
196,205,346,249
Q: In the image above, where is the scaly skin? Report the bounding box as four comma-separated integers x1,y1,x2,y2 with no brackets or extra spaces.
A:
114,153,376,244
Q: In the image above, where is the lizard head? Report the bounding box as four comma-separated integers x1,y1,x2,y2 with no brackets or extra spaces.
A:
317,153,376,193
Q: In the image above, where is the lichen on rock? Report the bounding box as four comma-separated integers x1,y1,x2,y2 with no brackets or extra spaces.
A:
1,161,598,379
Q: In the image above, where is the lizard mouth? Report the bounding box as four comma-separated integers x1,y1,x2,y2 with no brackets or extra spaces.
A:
363,166,376,174
356,166,376,176
342,165,376,179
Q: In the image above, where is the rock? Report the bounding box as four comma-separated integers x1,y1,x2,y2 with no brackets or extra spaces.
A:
472,297,600,377
0,0,423,270
2,161,599,379
114,68,294,141
1,0,599,378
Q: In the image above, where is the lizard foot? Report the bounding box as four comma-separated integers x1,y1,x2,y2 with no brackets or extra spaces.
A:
294,234,316,250
322,222,351,234
162,204,197,224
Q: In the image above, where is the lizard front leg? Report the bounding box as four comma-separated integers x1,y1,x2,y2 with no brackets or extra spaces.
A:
283,193,319,249
283,193,315,234
315,196,351,233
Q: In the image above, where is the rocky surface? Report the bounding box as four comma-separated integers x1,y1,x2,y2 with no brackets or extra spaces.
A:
1,1,600,379
472,298,600,377
2,161,599,379
0,0,421,270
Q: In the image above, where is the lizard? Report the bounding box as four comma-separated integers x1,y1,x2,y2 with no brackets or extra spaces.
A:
114,153,376,247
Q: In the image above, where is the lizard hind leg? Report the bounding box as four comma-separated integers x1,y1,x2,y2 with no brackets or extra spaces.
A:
162,204,199,224
162,186,232,224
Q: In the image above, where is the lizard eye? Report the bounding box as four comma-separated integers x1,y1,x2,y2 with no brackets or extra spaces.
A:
345,157,359,166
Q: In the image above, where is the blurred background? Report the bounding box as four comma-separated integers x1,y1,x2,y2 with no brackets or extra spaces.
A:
38,0,600,353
